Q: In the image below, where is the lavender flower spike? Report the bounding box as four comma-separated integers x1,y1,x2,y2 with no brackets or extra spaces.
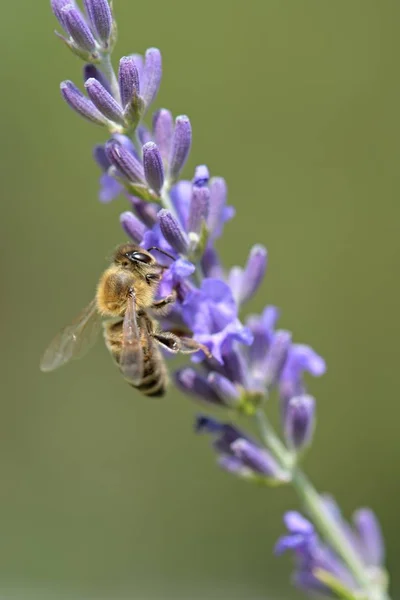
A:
283,395,315,451
158,209,189,255
83,0,112,46
85,78,125,125
168,116,192,183
62,4,97,53
143,142,164,195
120,212,146,245
60,81,108,126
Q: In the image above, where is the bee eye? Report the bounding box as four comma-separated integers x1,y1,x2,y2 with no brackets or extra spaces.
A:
126,251,152,264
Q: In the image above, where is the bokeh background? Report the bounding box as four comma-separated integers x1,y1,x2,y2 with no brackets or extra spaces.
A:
1,0,399,598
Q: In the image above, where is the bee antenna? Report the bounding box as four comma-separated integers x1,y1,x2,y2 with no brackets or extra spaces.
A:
147,247,176,262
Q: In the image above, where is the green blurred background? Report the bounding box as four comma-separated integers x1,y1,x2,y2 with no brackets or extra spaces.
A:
1,0,399,598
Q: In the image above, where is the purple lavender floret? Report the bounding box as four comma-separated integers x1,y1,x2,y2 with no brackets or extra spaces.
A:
276,506,386,598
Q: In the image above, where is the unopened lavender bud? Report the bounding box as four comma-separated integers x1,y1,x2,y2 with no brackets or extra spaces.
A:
118,56,140,109
353,509,384,567
141,48,162,111
153,109,173,166
60,80,108,126
83,0,112,45
158,209,189,255
231,439,287,480
188,181,210,236
264,330,292,388
207,372,240,408
83,64,111,94
175,369,220,405
235,245,268,305
284,395,315,451
130,198,158,228
207,177,228,234
120,212,146,244
169,115,192,182
85,78,125,125
143,142,164,195
106,141,145,183
62,5,97,53
51,0,76,29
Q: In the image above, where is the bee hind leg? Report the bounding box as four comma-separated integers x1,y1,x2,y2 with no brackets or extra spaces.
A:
153,331,212,359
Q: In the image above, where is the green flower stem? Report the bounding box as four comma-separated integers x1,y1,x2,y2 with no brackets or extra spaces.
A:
255,409,391,600
99,53,121,105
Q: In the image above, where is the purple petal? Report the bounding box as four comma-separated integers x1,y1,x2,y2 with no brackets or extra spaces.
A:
85,78,125,124
60,80,107,126
93,144,110,171
120,212,146,244
153,109,174,166
158,209,189,255
275,534,308,555
182,278,237,335
284,511,314,535
143,142,164,195
118,56,140,108
169,115,192,182
99,172,123,202
141,48,162,111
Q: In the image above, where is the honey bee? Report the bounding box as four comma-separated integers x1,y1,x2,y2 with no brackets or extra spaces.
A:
40,243,211,396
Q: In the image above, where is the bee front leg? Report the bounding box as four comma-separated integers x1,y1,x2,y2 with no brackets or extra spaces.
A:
153,331,212,358
150,291,177,316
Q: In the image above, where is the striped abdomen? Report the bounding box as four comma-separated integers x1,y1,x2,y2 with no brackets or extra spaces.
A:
103,316,168,397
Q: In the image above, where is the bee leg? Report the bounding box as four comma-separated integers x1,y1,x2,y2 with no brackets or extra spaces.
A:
153,331,212,358
150,291,177,316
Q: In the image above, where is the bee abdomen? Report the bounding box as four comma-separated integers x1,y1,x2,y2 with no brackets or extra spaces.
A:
134,358,168,397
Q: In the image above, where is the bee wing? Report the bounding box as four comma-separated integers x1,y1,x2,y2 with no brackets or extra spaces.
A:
40,298,101,372
119,292,144,386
